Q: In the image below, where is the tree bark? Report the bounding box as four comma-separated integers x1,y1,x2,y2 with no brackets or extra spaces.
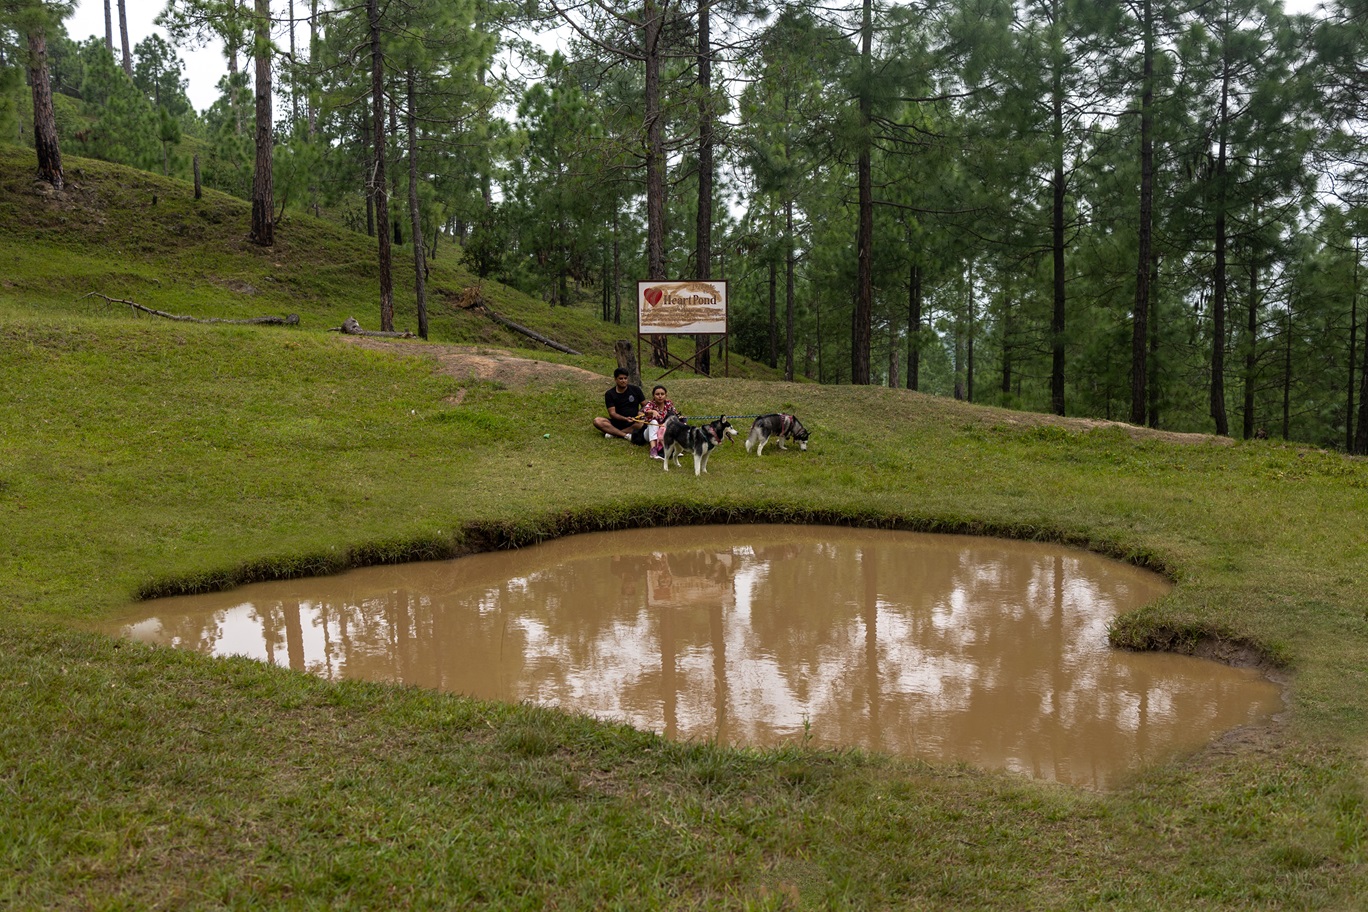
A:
768,254,778,369
104,0,114,53
250,0,274,247
852,0,874,385
1347,244,1359,451
1130,0,1155,426
615,339,640,389
368,0,394,332
1243,254,1259,440
1050,34,1066,416
27,27,63,191
907,263,921,391
117,0,132,76
693,0,713,376
785,200,796,382
645,0,668,367
406,67,428,340
1210,49,1230,436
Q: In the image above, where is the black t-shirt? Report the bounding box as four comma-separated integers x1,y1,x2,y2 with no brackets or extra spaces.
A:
604,384,645,429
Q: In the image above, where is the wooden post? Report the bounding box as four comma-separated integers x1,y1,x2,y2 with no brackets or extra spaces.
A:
615,339,640,390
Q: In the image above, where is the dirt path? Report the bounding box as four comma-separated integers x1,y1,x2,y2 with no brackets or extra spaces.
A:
342,337,601,387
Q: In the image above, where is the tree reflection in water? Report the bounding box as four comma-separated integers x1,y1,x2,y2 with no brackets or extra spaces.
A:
101,526,1282,787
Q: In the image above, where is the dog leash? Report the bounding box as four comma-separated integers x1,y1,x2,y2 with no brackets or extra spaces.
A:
679,414,770,422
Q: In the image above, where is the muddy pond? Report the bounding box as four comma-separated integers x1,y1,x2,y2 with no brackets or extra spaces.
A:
100,525,1281,788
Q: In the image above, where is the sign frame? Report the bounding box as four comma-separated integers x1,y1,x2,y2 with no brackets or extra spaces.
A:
636,279,730,379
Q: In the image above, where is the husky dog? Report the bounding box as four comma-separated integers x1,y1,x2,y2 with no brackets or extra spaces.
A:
744,413,810,456
661,416,738,475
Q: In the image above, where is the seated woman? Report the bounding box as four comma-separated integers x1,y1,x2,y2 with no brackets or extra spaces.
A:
640,385,678,460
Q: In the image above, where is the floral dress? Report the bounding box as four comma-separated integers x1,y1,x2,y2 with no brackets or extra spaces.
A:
640,398,677,456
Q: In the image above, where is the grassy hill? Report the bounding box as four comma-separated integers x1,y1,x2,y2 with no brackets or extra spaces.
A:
0,145,783,378
2,148,1367,910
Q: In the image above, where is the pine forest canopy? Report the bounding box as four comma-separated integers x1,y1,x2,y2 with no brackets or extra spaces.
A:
4,0,1368,452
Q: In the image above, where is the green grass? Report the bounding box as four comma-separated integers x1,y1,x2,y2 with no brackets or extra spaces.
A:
3,148,1368,909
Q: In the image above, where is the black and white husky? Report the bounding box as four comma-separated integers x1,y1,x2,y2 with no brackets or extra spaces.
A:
744,413,810,456
661,416,738,475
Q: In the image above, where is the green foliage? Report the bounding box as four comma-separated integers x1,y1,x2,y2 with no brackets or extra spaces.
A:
71,39,160,172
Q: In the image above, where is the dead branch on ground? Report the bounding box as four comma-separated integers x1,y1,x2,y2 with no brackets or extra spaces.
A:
84,293,299,326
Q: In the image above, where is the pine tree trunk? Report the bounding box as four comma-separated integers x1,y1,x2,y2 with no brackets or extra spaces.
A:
308,0,318,138
768,255,778,369
1282,309,1292,440
27,28,63,191
227,0,242,135
693,0,713,376
1130,0,1154,426
117,0,132,76
406,67,428,340
1347,246,1359,451
907,264,922,392
1244,256,1259,440
853,0,874,385
1210,54,1230,436
785,200,796,382
1050,52,1066,416
644,0,668,368
104,0,114,52
249,0,274,247
368,0,394,332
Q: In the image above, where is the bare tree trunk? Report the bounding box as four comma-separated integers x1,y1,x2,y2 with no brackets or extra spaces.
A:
1210,51,1230,436
117,0,132,76
645,0,668,367
853,0,874,385
1355,245,1368,454
249,0,274,247
1050,0,1066,416
288,1,299,124
104,0,114,53
1282,307,1292,440
907,263,921,391
1148,252,1160,428
768,253,778,369
367,0,394,332
194,153,202,199
785,200,796,382
693,0,713,375
227,0,243,135
1347,243,1358,451
308,0,318,137
406,67,428,340
27,28,63,191
1001,297,1013,400
1243,254,1259,440
613,202,621,324
1130,0,1154,425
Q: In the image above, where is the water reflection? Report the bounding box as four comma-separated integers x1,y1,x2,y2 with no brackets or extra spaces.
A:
100,526,1282,787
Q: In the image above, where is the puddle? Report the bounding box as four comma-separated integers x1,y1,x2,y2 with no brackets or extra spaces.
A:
98,526,1281,787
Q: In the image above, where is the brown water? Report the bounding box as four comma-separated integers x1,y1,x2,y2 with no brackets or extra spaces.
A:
99,526,1282,787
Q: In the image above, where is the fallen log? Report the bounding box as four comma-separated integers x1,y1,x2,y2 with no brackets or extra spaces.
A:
83,292,299,325
481,308,581,355
331,316,415,338
451,286,580,355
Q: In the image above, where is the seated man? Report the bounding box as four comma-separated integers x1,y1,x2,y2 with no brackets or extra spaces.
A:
593,367,647,444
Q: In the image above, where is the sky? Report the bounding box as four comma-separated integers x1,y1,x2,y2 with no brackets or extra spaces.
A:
67,0,1329,117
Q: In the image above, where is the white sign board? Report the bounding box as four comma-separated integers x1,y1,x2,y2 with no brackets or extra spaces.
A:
637,280,728,335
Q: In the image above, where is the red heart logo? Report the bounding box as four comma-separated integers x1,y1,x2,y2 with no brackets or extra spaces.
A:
644,287,663,307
